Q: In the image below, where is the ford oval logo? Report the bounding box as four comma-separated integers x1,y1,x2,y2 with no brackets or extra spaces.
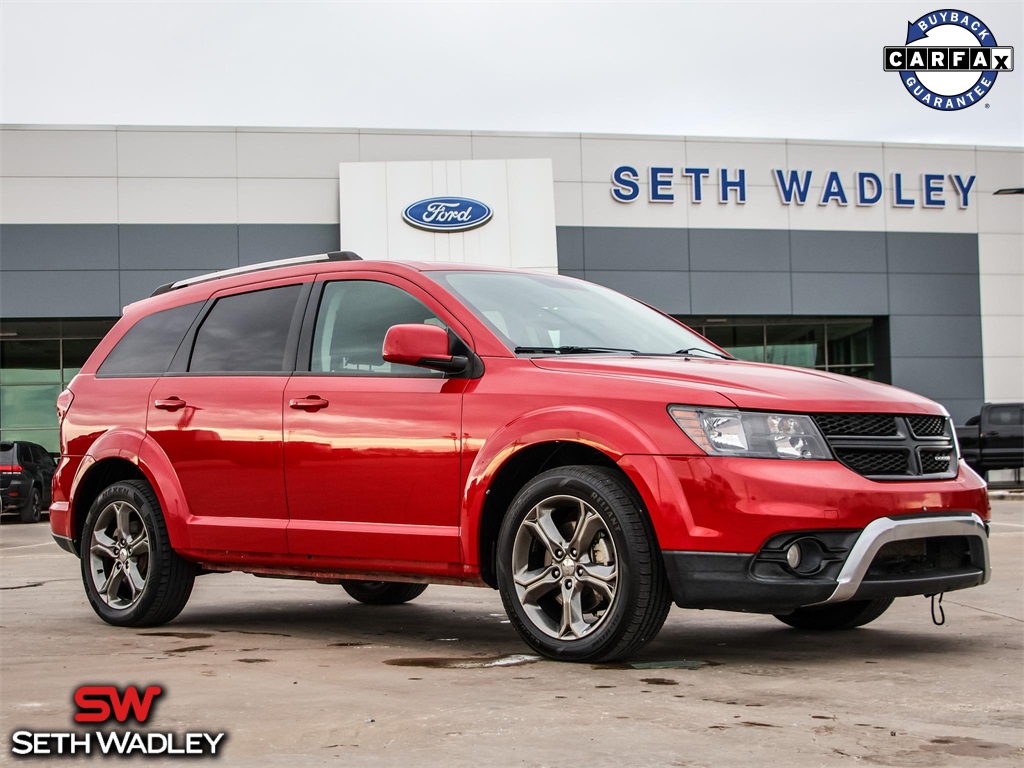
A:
402,197,493,233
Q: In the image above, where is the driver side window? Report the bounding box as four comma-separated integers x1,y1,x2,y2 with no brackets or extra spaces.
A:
311,280,446,377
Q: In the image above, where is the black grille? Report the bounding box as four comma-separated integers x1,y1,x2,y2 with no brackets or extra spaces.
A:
920,448,954,474
813,413,899,436
834,448,911,476
908,415,948,437
816,413,957,481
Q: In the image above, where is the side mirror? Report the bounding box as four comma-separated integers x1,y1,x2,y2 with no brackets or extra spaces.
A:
383,324,469,374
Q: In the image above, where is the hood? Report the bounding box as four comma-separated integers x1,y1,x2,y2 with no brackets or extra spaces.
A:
530,356,944,414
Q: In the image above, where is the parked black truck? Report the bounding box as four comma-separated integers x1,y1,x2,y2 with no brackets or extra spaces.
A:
957,403,1024,477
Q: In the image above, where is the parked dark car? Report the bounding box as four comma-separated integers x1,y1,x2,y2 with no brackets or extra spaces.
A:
956,403,1024,476
1,441,56,523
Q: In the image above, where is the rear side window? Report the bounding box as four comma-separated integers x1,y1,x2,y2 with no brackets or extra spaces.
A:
189,285,302,373
98,302,203,377
989,405,1023,426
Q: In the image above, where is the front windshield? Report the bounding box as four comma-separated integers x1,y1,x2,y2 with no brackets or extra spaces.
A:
429,270,724,357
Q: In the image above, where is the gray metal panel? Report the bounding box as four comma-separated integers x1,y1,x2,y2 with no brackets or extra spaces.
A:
119,225,239,270
887,232,979,274
889,315,983,358
560,269,586,281
585,270,691,314
0,271,121,317
555,227,584,271
689,229,789,272
891,357,984,401
582,227,689,271
790,230,887,273
888,274,981,315
791,273,889,315
238,224,340,266
0,225,119,271
119,270,208,308
690,272,792,315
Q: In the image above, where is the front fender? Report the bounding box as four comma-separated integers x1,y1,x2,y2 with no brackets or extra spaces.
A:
459,406,665,567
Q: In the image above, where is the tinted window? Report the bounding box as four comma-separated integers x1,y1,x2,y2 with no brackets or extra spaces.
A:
311,281,445,377
190,285,301,373
99,303,203,377
989,405,1023,426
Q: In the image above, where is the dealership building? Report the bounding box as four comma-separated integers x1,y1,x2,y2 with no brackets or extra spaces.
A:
1,125,1021,459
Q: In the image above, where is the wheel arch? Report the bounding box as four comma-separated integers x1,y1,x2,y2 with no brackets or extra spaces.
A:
464,407,666,586
68,432,192,554
475,441,626,587
70,458,147,552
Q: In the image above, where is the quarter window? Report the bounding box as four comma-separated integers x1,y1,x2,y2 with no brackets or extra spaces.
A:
311,281,445,377
190,285,302,373
98,302,203,377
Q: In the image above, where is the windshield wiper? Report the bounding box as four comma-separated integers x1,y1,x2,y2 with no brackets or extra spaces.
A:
514,346,639,355
674,347,731,359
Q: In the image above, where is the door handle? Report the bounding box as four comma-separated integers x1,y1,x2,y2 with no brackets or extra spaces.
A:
154,397,187,411
289,396,329,412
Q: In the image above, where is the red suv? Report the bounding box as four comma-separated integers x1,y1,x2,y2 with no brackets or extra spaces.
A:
51,252,991,662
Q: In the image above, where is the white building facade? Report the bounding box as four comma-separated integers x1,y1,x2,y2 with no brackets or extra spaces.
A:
1,125,1021,454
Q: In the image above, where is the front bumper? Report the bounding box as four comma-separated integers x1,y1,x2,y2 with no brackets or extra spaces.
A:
663,513,990,614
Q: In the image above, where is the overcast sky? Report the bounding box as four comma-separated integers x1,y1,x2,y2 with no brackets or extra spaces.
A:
1,1,1022,146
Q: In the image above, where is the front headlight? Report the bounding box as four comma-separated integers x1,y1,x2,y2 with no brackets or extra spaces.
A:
669,407,832,460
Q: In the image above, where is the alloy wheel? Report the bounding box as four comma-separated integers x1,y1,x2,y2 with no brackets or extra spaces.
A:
510,494,618,640
87,500,150,610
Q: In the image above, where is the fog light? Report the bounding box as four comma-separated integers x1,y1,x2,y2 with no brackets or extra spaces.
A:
786,542,802,569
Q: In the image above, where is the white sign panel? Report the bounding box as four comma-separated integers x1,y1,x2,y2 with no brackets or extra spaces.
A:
339,158,557,272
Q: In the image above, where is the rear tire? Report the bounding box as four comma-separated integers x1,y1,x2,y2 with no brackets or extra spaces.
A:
80,480,195,627
19,487,42,523
774,598,894,631
496,465,672,663
340,580,428,605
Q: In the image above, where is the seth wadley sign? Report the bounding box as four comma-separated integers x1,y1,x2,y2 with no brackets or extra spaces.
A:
610,166,977,209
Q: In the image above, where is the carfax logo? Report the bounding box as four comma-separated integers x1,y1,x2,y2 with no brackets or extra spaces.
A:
883,9,1014,110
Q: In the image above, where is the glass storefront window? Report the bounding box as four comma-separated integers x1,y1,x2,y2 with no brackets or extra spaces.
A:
702,325,765,363
1,384,62,428
0,318,117,456
61,338,102,383
826,322,874,367
0,429,59,455
1,339,61,384
766,324,825,368
680,317,881,381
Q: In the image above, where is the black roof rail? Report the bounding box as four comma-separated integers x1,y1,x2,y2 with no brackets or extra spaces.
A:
150,251,361,297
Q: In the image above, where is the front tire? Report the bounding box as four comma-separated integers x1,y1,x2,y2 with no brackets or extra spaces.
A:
341,580,428,605
80,480,195,627
496,465,672,663
19,487,42,523
774,598,894,631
